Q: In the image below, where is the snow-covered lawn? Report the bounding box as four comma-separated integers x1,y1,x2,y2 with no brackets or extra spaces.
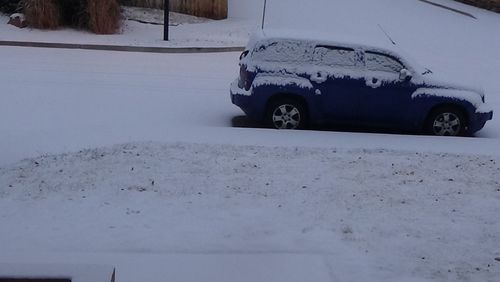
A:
1,142,499,281
1,0,500,281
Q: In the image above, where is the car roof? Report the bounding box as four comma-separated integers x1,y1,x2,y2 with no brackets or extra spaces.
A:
247,28,423,73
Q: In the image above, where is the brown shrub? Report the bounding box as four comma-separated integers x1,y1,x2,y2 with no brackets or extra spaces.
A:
60,0,87,28
20,0,122,33
23,0,61,29
85,0,121,34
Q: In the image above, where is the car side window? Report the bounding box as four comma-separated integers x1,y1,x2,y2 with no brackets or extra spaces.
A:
313,46,358,67
253,40,311,63
365,52,404,73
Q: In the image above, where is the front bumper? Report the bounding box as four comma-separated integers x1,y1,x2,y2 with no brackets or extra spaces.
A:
469,109,493,134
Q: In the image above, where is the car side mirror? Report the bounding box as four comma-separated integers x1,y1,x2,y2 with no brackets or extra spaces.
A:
399,69,412,82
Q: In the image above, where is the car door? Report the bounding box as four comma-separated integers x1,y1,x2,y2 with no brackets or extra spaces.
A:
309,45,365,123
357,51,416,127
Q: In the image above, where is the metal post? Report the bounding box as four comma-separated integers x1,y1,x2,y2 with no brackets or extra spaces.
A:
261,0,267,30
164,0,170,41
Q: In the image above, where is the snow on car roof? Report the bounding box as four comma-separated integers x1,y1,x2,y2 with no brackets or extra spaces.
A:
247,28,425,74
255,28,395,51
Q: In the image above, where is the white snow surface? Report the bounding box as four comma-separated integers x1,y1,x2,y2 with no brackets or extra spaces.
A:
1,252,334,282
0,142,499,281
1,0,500,281
0,263,114,282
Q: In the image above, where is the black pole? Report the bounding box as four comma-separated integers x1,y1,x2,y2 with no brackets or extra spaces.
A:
164,0,169,41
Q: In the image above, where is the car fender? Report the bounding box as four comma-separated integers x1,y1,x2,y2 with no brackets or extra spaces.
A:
410,87,481,127
251,74,317,120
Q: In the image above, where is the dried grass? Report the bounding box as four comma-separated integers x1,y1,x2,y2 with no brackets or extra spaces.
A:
23,0,61,29
20,0,122,33
85,0,121,34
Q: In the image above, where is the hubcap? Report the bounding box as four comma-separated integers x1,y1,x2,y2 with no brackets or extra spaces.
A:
432,112,461,136
272,104,301,129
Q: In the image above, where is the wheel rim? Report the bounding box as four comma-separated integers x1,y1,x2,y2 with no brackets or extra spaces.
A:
432,112,461,136
272,104,301,129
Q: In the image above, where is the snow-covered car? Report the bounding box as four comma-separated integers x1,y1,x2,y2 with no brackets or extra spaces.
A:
230,30,493,136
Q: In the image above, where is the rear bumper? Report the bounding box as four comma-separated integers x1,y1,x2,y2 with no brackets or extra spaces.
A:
230,79,263,120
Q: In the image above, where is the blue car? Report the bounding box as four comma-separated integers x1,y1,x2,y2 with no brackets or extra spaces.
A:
230,31,493,136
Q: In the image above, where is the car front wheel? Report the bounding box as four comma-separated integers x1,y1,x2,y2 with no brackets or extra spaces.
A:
426,107,466,136
267,99,307,130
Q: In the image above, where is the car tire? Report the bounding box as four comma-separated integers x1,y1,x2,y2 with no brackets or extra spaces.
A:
426,106,466,136
266,98,307,130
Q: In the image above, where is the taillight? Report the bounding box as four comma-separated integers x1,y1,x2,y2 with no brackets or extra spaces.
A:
238,50,252,90
239,65,253,91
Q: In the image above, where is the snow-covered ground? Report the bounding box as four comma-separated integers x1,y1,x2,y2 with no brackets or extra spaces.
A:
1,0,500,281
1,143,499,281
0,8,256,48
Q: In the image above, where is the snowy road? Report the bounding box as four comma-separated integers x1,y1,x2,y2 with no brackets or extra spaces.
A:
1,46,499,166
0,47,239,165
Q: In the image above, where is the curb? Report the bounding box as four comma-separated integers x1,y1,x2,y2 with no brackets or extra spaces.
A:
0,40,245,54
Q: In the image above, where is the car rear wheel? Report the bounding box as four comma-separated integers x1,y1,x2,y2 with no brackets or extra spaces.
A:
267,99,307,130
426,107,466,136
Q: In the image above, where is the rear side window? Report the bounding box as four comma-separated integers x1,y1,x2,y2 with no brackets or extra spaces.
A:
313,46,358,67
252,40,311,63
365,52,404,73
